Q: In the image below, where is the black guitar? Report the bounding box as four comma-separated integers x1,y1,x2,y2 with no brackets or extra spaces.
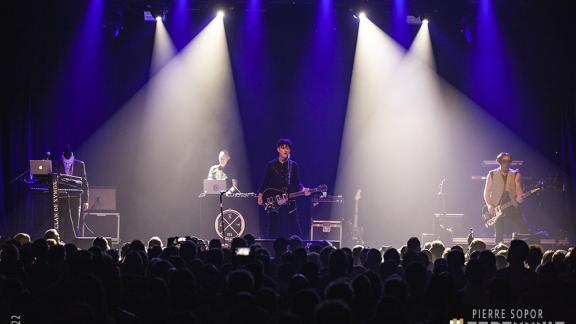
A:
482,184,542,228
263,184,327,213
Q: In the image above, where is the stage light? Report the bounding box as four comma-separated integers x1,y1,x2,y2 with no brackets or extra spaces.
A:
422,18,429,24
144,11,155,22
407,15,425,25
358,12,366,19
217,10,225,18
144,8,167,22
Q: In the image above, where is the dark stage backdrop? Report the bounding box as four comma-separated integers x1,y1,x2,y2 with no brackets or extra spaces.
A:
1,0,575,246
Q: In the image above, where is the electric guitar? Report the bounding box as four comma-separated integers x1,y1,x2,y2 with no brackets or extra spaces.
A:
263,184,327,213
350,189,364,245
482,184,542,227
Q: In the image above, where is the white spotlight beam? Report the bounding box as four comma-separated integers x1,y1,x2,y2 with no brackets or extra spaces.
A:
406,21,435,69
338,17,405,169
79,16,250,240
151,19,177,75
335,15,556,248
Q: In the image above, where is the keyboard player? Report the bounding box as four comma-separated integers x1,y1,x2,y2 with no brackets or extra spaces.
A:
207,149,239,194
52,145,89,241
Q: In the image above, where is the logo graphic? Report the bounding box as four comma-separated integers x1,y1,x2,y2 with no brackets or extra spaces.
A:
214,209,245,239
450,319,464,324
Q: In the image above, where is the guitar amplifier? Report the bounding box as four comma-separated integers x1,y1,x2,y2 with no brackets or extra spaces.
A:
310,195,344,221
512,232,541,245
88,187,117,211
310,220,342,245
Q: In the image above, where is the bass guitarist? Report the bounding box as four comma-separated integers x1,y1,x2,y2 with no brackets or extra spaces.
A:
257,138,310,238
483,152,528,244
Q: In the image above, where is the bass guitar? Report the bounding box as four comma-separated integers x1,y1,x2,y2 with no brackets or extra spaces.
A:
482,184,542,227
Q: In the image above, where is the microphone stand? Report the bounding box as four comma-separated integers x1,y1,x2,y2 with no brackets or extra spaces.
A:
436,179,447,237
439,180,447,217
220,191,226,246
10,169,31,184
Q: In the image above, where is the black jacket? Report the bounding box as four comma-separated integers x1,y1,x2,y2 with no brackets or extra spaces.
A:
258,158,303,194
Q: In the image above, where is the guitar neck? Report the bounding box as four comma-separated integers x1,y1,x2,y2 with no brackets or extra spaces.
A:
499,189,538,209
288,188,320,199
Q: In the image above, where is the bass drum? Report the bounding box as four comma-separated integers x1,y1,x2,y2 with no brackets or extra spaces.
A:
214,209,246,240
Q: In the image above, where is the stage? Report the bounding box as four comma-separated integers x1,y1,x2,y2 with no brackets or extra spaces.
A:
0,0,574,249
1,2,576,323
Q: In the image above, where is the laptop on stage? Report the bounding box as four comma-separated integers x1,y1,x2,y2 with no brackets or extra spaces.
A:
203,179,227,194
30,160,52,176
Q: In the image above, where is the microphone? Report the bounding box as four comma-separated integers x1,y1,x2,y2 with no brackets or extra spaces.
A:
45,151,51,160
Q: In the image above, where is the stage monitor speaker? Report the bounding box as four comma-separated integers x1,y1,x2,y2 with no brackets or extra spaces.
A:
421,230,455,246
74,237,112,250
254,239,340,252
421,233,437,243
433,213,465,237
88,187,117,211
512,232,541,245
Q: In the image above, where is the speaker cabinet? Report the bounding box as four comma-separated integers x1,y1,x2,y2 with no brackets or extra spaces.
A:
88,187,117,211
310,220,342,245
82,212,120,244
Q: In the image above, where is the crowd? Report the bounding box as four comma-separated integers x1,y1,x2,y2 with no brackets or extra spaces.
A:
0,229,574,324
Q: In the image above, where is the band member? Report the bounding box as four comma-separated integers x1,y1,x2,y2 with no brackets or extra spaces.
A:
258,139,310,238
207,149,239,193
52,145,89,242
483,152,528,244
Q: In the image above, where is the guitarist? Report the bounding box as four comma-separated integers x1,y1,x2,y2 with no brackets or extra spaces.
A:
257,138,311,238
483,152,528,244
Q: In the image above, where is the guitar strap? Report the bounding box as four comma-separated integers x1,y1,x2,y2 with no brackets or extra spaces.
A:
287,159,292,186
286,160,296,211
